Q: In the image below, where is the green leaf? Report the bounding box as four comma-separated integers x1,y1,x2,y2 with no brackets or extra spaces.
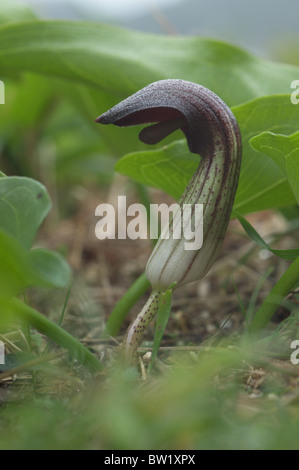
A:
116,95,299,214
150,288,173,371
0,21,298,108
53,80,154,158
29,249,72,289
6,73,58,129
0,229,35,298
0,175,71,295
0,176,51,249
1,20,299,163
115,140,200,200
250,131,299,205
234,211,299,261
0,229,71,298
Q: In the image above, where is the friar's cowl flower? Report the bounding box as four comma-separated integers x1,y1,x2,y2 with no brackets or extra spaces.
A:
96,79,242,364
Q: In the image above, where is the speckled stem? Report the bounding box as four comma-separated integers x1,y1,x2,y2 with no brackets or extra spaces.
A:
123,290,162,365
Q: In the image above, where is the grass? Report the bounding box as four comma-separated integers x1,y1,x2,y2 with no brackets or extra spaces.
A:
1,301,299,450
1,334,299,450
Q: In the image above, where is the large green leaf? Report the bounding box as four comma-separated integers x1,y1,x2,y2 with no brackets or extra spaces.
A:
0,175,71,293
0,176,51,249
0,229,35,298
116,140,199,201
29,248,72,289
1,20,299,163
233,96,299,213
250,131,299,205
115,95,299,214
0,20,298,110
0,229,71,299
4,73,57,129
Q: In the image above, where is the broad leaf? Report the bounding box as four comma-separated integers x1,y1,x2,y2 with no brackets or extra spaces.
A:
5,73,57,129
0,229,71,299
116,95,299,214
233,96,299,213
0,176,71,293
29,248,71,289
0,229,35,298
1,20,299,162
0,21,298,109
250,131,299,205
116,140,199,201
0,176,51,249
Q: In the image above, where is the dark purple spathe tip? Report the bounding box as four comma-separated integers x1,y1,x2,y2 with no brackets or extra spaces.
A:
95,112,113,124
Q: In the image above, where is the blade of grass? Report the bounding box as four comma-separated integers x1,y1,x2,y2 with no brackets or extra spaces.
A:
58,279,73,327
249,256,299,332
246,266,274,327
10,298,103,373
149,286,173,372
43,280,73,355
234,211,299,261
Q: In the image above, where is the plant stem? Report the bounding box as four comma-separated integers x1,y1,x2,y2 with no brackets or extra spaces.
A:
249,256,299,333
10,298,103,373
103,272,150,338
123,289,163,365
